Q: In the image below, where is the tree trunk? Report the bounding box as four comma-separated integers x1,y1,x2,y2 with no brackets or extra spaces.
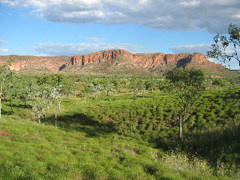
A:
84,96,87,104
38,115,41,123
58,101,61,113
179,106,187,140
9,100,14,113
0,98,2,121
0,84,2,121
54,113,57,126
179,114,183,140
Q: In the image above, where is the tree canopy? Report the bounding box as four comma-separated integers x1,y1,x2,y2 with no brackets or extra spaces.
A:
207,23,240,67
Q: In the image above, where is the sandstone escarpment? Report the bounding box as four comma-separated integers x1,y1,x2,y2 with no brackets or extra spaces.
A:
71,50,133,65
0,55,70,72
71,49,221,69
0,49,226,74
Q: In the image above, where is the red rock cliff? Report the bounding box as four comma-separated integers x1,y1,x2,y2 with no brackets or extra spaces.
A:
71,50,133,65
0,55,70,72
0,50,223,73
71,49,220,69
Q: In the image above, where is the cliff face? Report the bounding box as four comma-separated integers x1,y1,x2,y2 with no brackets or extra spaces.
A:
0,55,70,72
0,50,225,74
71,50,133,65
71,49,221,69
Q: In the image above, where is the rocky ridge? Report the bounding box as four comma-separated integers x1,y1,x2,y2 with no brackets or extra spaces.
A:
0,55,70,72
0,50,227,74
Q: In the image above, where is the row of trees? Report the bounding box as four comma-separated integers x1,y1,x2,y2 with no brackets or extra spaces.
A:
0,67,71,123
0,66,238,122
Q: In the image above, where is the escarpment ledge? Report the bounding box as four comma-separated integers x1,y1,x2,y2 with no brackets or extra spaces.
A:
71,49,221,69
0,49,225,74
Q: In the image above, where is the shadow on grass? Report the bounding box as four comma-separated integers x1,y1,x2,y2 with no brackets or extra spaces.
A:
178,125,240,167
8,104,32,109
1,109,14,115
42,113,116,137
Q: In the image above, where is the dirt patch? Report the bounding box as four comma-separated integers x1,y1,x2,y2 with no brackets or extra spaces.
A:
0,130,12,137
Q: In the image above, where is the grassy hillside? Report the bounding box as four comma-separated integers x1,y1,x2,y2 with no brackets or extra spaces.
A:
0,71,240,179
0,120,234,180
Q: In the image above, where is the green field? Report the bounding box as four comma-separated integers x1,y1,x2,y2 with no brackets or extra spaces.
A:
0,70,240,179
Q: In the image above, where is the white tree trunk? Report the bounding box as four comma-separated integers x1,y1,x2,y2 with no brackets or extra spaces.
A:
179,115,183,140
0,98,2,121
0,84,2,121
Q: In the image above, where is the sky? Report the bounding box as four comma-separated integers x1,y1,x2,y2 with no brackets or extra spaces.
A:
0,0,240,69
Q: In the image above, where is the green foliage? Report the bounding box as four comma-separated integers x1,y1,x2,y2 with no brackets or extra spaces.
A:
166,69,206,139
166,68,206,110
212,78,228,86
0,65,15,120
0,120,235,179
208,23,240,66
0,73,240,179
166,68,205,92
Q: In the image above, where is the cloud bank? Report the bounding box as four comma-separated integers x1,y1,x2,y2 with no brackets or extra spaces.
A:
0,48,9,53
0,40,8,44
170,44,211,54
33,42,141,56
2,0,240,33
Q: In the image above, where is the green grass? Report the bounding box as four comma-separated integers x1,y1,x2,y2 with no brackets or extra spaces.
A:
0,119,232,180
1,83,240,179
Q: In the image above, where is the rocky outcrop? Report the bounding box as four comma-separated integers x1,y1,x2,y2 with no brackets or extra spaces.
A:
0,50,225,74
71,49,221,69
0,55,70,72
71,50,133,65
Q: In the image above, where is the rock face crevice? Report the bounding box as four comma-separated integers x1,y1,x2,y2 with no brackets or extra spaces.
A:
71,49,221,69
0,49,225,74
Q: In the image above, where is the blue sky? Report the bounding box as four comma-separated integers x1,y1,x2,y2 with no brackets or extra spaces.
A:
0,0,240,68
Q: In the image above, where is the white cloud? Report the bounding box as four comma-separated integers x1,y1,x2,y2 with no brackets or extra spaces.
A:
180,0,201,7
87,37,104,43
2,0,240,33
33,42,141,55
0,48,9,53
232,14,240,19
0,40,8,44
170,44,211,54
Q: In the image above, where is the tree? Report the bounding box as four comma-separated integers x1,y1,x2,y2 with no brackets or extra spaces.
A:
28,85,55,123
50,86,63,123
0,65,14,121
207,23,240,67
166,69,206,140
5,73,19,112
92,85,103,98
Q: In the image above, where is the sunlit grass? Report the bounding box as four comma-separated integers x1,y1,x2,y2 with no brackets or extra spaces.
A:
0,120,232,179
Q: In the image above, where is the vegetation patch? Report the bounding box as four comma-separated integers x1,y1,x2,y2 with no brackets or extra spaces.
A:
0,66,239,179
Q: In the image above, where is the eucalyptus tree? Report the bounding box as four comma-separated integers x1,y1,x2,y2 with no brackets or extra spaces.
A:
207,23,240,67
4,73,19,112
0,65,14,120
28,84,61,123
130,78,145,96
50,86,63,122
92,85,103,98
166,69,206,139
145,79,158,92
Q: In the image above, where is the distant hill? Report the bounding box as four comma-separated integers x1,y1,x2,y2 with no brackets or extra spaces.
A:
0,49,237,75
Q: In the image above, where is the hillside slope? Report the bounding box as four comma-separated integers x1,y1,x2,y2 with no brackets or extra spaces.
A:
0,50,233,75
0,120,229,179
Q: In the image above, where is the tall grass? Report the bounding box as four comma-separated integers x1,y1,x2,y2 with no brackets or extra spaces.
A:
0,120,235,179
